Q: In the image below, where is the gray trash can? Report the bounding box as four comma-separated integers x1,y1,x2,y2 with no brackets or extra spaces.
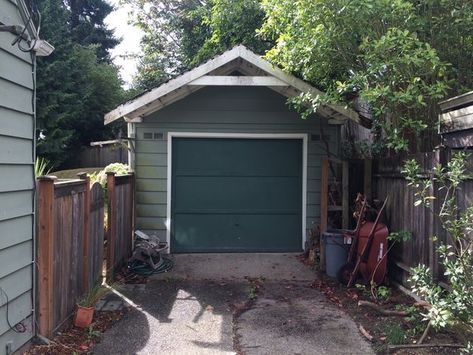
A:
322,230,349,278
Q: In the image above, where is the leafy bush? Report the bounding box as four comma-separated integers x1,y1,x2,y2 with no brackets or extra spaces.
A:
402,152,473,332
90,163,130,188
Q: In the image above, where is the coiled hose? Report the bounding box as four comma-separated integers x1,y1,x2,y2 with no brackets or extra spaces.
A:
128,255,174,276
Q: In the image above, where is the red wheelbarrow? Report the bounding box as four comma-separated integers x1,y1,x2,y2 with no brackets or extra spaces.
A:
338,197,389,287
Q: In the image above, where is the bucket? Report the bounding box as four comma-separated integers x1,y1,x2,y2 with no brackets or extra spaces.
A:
322,230,349,278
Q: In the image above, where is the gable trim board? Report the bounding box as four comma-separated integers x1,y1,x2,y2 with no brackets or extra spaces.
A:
166,132,308,253
105,45,360,125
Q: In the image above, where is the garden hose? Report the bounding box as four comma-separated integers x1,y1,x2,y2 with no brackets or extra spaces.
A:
128,255,174,276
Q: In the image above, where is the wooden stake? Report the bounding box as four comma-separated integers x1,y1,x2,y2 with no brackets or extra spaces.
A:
342,160,349,229
319,157,329,271
363,159,372,200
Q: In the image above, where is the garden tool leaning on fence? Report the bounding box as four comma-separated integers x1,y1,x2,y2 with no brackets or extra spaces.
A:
128,230,173,275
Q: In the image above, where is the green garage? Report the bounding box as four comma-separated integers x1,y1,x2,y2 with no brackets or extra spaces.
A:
171,137,303,252
104,45,361,254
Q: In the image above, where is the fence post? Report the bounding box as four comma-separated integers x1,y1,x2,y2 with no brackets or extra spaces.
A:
37,176,56,337
106,172,116,280
78,173,91,291
129,172,135,254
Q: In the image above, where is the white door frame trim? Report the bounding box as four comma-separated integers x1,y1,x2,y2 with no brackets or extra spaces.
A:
166,132,308,253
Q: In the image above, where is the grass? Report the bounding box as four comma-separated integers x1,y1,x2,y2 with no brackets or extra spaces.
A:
51,167,103,179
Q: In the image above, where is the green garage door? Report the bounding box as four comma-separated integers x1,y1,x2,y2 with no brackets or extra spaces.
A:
171,138,303,253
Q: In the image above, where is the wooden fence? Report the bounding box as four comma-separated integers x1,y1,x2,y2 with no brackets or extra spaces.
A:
106,172,135,279
374,148,473,286
77,144,128,168
37,172,134,337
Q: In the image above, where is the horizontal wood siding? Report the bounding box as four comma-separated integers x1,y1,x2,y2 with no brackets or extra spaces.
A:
0,0,35,352
134,86,339,239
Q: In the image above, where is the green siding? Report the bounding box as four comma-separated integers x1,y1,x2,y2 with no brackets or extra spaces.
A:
134,86,339,245
0,0,35,352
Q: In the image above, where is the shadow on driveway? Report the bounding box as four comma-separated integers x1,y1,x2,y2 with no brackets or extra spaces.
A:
92,254,374,355
93,279,248,354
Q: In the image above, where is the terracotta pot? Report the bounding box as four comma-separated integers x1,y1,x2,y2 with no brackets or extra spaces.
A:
74,304,94,328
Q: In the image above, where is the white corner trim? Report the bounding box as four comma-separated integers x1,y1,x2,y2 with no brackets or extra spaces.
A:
165,132,309,253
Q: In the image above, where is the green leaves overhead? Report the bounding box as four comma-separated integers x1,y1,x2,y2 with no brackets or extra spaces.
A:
125,0,473,154
124,0,270,90
260,0,456,153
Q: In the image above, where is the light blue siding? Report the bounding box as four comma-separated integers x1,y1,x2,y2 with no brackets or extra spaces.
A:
0,0,35,352
134,86,339,240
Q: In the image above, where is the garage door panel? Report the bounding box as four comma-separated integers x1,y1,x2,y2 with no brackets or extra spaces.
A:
173,176,302,212
171,137,303,252
173,138,302,176
172,214,301,252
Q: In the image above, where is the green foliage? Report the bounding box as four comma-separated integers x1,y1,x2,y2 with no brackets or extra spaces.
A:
86,325,102,339
34,157,52,177
403,152,473,331
78,284,110,307
385,323,406,345
373,286,391,303
66,0,119,63
259,0,473,153
388,231,412,243
91,163,130,188
36,0,124,168
191,0,270,66
124,0,270,90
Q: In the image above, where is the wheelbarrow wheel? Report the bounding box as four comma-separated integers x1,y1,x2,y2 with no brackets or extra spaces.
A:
337,262,355,285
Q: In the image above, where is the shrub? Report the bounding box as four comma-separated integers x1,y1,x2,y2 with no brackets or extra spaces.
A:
402,152,473,333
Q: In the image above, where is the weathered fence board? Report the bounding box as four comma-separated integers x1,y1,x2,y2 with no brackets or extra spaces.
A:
77,144,128,168
37,177,106,337
106,172,135,279
374,148,473,286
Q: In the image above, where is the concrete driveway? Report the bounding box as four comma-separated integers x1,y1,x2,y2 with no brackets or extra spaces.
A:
92,254,374,355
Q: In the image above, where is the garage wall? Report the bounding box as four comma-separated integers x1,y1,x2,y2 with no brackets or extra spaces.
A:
0,0,35,353
133,86,339,241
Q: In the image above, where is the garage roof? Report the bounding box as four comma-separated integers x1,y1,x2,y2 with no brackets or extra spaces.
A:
104,45,360,125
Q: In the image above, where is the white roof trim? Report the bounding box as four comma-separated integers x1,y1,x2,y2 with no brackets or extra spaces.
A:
104,45,360,125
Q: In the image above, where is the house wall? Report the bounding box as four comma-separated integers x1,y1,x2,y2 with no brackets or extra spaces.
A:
0,1,35,353
132,86,340,242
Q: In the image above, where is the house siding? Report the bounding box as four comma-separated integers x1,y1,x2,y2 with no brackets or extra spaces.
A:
133,86,339,242
0,0,35,353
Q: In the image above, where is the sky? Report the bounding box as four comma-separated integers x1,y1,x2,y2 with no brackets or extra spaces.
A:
104,0,143,88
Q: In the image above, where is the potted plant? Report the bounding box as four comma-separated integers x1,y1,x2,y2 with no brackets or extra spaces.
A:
74,284,110,328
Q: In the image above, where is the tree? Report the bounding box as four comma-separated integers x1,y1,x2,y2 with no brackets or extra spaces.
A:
67,0,119,62
260,0,454,153
36,0,124,168
124,0,269,90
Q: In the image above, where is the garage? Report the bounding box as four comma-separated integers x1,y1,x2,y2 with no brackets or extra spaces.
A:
104,45,361,255
171,136,303,252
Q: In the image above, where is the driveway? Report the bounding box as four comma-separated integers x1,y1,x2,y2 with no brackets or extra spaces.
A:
92,254,374,355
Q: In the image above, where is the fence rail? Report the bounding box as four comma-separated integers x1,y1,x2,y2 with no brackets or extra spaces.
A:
374,148,473,286
37,172,134,337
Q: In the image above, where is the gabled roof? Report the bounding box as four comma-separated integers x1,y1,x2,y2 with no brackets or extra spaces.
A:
105,45,360,125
